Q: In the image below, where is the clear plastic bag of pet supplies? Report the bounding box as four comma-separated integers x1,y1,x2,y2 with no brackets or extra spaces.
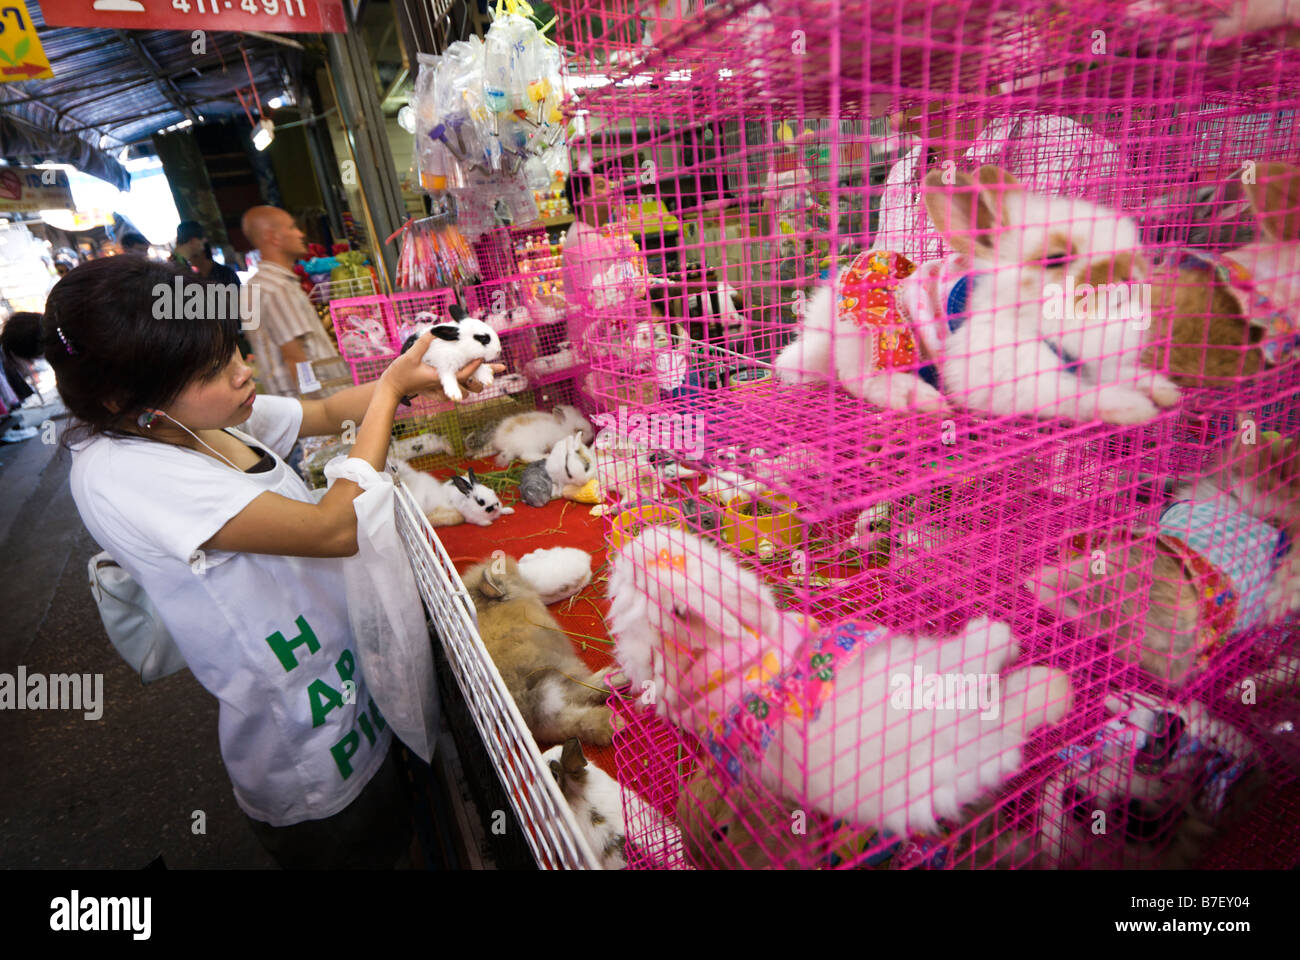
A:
414,53,465,192
484,12,541,115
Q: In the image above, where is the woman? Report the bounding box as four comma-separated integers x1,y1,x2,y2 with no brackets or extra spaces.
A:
45,256,501,868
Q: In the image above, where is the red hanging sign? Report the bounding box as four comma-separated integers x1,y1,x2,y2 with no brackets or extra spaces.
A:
37,0,348,34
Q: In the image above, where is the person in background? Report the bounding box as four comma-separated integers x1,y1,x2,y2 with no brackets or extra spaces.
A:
174,221,240,283
240,205,341,399
1,311,43,442
119,232,150,257
175,220,252,357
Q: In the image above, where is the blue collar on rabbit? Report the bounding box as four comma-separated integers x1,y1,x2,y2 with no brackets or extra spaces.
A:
943,273,1082,374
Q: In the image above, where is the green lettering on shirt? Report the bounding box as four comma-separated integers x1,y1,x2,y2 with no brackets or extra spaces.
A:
336,649,355,686
264,616,320,672
330,730,360,780
307,678,344,728
357,711,377,747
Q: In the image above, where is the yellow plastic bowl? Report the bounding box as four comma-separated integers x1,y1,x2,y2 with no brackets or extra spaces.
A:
608,503,684,551
717,493,804,554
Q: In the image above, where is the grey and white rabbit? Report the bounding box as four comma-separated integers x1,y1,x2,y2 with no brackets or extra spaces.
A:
461,556,613,745
394,461,513,527
518,432,596,507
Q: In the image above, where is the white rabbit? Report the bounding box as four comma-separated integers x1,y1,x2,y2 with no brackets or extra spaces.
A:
446,467,513,526
403,304,501,402
394,461,513,526
487,404,595,466
776,166,1182,424
606,525,1073,837
517,547,593,604
390,431,452,461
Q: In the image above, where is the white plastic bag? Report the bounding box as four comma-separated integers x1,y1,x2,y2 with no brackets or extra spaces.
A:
324,456,439,762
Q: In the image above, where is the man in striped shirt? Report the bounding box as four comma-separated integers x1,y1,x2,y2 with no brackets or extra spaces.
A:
241,206,342,397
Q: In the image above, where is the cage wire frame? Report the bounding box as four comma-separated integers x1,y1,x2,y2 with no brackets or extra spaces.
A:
392,472,604,870
550,0,1300,870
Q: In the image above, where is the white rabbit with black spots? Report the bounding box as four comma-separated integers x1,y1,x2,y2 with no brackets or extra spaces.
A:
402,304,501,402
394,461,513,527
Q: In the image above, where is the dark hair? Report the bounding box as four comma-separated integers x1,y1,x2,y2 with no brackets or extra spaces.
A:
565,170,595,213
1,312,44,360
43,257,241,446
120,232,150,250
177,220,206,245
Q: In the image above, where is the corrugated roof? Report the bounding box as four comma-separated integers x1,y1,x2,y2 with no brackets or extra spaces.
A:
1,2,305,185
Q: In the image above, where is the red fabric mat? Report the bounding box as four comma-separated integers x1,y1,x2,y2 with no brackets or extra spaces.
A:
426,457,620,780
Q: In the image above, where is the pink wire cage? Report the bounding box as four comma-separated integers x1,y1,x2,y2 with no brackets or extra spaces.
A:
550,0,1300,868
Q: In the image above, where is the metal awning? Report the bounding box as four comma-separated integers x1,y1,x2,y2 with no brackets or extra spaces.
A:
1,1,306,190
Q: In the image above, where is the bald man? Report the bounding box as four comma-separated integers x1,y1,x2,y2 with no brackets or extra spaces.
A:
242,205,341,397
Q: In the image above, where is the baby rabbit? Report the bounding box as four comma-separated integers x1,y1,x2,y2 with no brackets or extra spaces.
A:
394,461,513,527
461,555,613,746
1026,426,1300,688
606,525,1073,837
1145,161,1300,386
542,738,686,869
776,166,1180,423
517,432,596,508
402,304,502,401
483,405,595,466
543,739,629,869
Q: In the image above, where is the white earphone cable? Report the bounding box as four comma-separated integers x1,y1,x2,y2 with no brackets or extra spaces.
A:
146,409,243,472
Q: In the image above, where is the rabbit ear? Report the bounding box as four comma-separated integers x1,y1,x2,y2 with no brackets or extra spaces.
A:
479,568,506,598
467,466,479,485
1242,161,1300,243
560,738,587,775
450,474,472,495
922,168,1006,260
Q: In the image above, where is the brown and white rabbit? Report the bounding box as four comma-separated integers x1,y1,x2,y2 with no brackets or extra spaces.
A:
1146,161,1300,386
777,166,1180,423
544,737,686,870
1026,426,1300,688
461,556,613,745
607,525,1073,837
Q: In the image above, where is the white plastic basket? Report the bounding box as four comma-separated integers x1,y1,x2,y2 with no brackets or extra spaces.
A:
309,275,377,304
391,474,603,869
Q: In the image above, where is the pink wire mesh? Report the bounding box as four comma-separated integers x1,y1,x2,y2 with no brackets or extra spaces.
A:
550,0,1300,868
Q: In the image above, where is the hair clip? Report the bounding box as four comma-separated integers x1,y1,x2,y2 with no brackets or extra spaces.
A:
56,327,78,355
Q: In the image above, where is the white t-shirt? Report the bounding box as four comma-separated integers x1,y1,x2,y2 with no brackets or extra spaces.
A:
69,395,391,826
